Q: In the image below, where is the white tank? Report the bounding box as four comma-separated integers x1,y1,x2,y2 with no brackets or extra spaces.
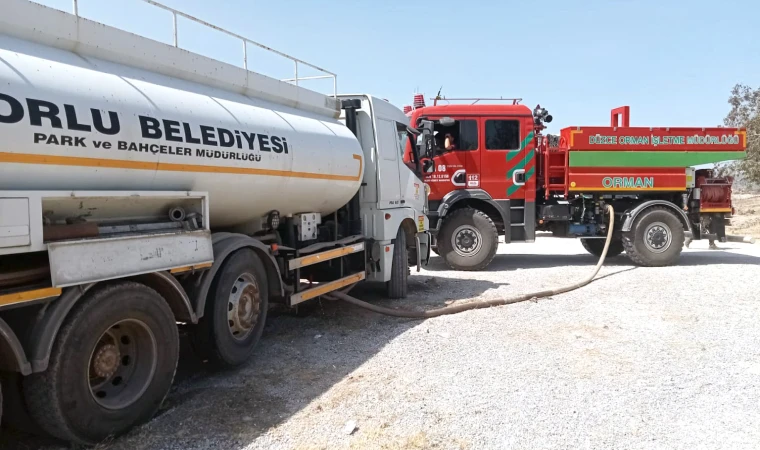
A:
0,34,363,228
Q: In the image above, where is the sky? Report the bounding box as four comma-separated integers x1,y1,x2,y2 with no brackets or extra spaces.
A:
32,0,760,134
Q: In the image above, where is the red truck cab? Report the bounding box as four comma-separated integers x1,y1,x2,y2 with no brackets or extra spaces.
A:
404,98,541,270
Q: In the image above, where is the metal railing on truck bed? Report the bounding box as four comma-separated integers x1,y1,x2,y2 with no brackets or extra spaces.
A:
3,0,339,118
136,0,336,95
69,0,337,95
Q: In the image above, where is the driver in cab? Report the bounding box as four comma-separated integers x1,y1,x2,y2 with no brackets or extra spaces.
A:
435,131,456,151
444,133,456,150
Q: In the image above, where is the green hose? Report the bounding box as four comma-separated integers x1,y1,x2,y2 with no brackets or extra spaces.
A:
326,205,615,318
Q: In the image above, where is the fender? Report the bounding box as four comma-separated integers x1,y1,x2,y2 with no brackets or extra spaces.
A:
25,271,199,373
132,271,197,323
187,233,284,319
26,285,92,373
379,207,418,243
436,189,510,232
0,317,31,375
21,235,281,374
621,200,692,233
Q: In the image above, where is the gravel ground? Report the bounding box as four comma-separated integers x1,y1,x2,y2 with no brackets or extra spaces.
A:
4,237,760,450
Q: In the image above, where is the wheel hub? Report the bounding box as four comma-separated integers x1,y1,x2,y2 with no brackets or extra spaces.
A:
644,222,672,253
88,319,158,410
451,225,483,257
92,344,120,379
228,274,261,341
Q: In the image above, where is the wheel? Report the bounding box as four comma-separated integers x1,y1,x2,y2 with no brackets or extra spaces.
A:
192,248,269,369
580,238,624,258
23,282,179,445
386,227,409,299
622,206,685,267
0,372,42,435
437,208,499,271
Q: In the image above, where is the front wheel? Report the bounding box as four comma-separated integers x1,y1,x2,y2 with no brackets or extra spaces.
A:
437,208,499,271
622,206,685,267
386,227,409,299
23,282,180,445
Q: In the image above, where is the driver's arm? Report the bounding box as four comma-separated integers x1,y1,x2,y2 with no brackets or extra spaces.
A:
444,134,454,150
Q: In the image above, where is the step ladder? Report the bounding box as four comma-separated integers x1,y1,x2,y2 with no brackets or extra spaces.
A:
543,147,569,199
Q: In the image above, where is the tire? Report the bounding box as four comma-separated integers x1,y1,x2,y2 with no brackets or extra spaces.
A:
191,248,269,369
23,282,179,445
622,206,685,267
437,208,499,271
430,234,440,256
580,238,624,258
0,372,42,435
386,227,409,299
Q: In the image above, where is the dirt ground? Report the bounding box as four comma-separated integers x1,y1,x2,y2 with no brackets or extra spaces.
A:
4,238,760,450
728,194,760,240
2,196,758,450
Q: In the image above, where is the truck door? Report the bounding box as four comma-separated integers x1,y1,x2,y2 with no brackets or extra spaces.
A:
423,116,479,200
480,116,535,241
376,118,403,208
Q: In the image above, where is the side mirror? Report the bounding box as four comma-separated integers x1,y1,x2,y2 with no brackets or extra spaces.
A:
417,119,435,158
422,158,434,174
416,134,433,158
439,117,456,127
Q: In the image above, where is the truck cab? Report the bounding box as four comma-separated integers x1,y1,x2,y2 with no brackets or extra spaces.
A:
338,94,431,296
404,98,537,270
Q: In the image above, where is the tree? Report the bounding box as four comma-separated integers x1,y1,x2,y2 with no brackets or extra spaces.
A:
722,84,760,185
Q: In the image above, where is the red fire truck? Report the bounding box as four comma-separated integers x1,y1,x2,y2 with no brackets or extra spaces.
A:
403,96,746,270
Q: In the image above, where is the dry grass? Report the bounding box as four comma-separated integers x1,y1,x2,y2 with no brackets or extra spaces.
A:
293,426,470,450
729,195,760,240
348,429,469,450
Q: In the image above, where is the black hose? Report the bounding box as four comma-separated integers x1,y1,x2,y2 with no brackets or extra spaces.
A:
325,205,615,318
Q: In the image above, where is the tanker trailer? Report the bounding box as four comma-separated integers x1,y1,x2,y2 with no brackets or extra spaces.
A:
0,0,432,444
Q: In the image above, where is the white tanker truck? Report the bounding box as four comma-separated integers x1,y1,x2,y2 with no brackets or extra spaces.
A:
0,0,434,444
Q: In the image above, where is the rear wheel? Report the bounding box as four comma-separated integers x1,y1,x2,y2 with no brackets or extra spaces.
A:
622,206,685,267
0,372,41,435
386,227,409,299
581,238,624,258
23,282,179,445
192,248,269,369
437,208,499,271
